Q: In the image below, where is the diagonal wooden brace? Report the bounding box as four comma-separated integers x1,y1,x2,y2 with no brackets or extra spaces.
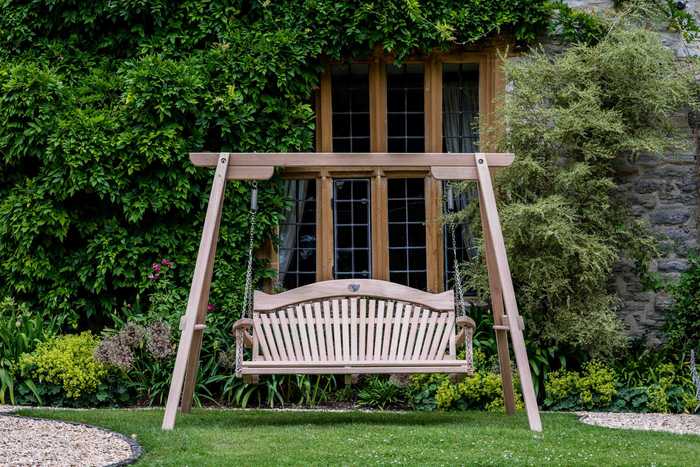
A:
162,153,230,430
475,153,542,432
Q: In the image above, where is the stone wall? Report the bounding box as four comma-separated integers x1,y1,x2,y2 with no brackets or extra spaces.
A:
566,0,700,343
614,150,698,343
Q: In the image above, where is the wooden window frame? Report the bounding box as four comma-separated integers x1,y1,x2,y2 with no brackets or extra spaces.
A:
277,46,506,292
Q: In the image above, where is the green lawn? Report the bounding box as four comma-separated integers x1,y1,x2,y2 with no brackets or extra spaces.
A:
20,408,700,466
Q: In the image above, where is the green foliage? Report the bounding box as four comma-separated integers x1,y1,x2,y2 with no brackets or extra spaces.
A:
216,374,337,409
0,297,58,404
407,349,523,412
544,361,617,410
549,2,609,44
357,376,405,410
644,363,697,413
465,22,696,361
665,255,700,353
406,373,445,411
20,332,107,399
439,372,505,410
544,358,697,413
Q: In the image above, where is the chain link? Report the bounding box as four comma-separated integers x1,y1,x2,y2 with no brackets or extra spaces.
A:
235,181,258,377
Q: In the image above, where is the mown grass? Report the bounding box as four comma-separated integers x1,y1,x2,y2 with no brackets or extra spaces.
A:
20,408,700,466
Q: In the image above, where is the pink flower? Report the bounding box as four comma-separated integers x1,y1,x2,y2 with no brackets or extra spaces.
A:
152,262,161,273
207,303,215,312
161,258,173,268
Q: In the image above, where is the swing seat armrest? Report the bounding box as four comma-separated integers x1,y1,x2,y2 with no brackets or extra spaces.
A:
455,316,475,347
232,319,254,348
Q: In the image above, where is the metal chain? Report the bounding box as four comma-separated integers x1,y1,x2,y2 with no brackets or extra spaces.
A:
449,221,467,317
236,181,258,377
446,182,472,366
691,349,700,403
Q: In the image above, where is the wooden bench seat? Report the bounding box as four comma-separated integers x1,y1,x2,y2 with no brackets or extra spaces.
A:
232,279,475,377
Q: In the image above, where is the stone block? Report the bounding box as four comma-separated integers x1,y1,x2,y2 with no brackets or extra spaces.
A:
650,208,691,225
629,193,658,209
635,179,661,194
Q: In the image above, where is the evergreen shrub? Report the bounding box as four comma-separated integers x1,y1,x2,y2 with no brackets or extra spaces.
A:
466,22,697,360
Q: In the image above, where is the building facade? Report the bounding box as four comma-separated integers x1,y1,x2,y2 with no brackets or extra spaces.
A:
274,0,699,344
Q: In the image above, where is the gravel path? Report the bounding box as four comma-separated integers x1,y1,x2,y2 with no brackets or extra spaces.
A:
0,410,140,467
578,412,700,436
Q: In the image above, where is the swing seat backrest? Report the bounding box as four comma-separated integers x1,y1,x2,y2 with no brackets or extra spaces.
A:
233,279,474,375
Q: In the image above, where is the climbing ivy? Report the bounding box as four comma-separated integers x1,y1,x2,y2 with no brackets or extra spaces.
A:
0,1,553,327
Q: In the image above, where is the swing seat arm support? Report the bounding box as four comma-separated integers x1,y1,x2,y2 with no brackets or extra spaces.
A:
455,316,475,347
232,319,254,348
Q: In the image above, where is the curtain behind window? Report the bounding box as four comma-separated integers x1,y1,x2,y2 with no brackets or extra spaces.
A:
443,65,480,288
278,180,310,287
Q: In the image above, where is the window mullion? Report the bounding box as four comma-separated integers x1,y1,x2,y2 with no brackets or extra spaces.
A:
369,57,387,152
424,56,444,292
371,171,388,280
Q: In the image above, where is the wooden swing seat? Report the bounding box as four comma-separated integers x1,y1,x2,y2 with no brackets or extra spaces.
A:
232,279,475,376
162,152,543,432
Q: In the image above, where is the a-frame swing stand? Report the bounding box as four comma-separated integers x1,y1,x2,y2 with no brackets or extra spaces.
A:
162,152,542,432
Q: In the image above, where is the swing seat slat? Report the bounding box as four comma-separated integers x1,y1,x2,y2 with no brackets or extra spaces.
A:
233,279,475,376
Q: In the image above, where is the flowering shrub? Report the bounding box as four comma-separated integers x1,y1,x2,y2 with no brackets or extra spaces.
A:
95,321,173,371
94,318,175,405
21,332,107,399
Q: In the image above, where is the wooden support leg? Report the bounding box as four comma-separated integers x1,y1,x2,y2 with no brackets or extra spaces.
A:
479,198,516,416
475,154,542,432
181,188,227,413
162,153,230,430
344,374,359,385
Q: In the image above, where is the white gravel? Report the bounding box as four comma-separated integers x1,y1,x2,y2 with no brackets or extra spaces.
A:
0,413,138,467
578,412,700,436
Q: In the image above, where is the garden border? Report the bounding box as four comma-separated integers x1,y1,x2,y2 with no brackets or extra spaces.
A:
0,408,142,467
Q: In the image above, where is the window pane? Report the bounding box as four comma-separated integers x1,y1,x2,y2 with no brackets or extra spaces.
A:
387,178,427,290
443,63,479,153
353,202,369,225
333,179,372,278
279,180,317,289
406,138,425,153
335,201,352,224
388,199,406,223
336,225,353,249
353,137,370,152
333,114,351,137
387,63,424,154
332,64,370,152
388,138,405,153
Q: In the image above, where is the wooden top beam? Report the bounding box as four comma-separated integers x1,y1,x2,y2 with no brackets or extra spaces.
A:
190,152,514,168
